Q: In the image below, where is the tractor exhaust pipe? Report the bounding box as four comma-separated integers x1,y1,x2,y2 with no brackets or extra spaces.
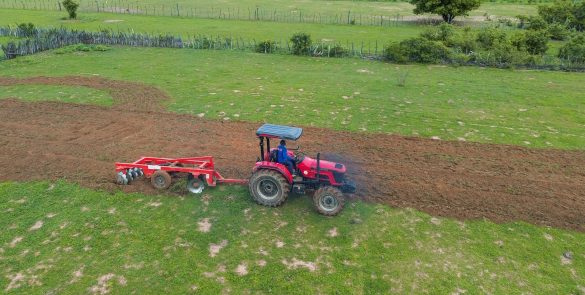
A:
316,153,321,182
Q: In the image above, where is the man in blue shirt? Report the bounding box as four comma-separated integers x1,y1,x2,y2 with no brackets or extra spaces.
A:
277,140,295,175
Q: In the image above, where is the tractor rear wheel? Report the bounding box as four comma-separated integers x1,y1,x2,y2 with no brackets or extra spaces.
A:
313,186,344,216
249,169,289,207
151,170,172,190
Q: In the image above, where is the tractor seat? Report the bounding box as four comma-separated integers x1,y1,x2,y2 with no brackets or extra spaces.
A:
269,149,278,162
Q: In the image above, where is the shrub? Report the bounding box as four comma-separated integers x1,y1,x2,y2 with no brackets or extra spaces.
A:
511,31,527,51
54,44,111,54
451,27,477,53
476,27,508,49
384,37,451,63
517,15,548,30
290,33,311,55
558,34,585,63
538,0,575,27
547,23,569,40
17,23,36,37
537,0,585,31
255,40,276,53
383,42,409,63
469,43,531,67
512,30,549,55
62,0,79,19
420,23,455,44
94,45,110,51
524,30,550,54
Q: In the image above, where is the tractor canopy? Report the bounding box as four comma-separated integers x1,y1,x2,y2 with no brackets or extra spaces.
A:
256,124,303,141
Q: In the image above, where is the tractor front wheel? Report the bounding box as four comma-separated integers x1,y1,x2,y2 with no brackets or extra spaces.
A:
313,186,344,216
249,170,290,207
151,170,172,190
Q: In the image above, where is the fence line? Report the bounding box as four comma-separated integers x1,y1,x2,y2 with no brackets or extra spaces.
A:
1,26,584,71
0,26,381,59
0,0,416,27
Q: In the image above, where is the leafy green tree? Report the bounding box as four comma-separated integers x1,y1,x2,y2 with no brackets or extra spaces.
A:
410,0,480,23
537,0,585,31
62,0,79,19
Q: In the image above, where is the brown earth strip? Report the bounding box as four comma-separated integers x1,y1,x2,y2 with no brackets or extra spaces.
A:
1,76,584,232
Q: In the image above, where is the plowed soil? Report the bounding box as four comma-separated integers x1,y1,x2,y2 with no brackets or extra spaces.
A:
1,76,585,232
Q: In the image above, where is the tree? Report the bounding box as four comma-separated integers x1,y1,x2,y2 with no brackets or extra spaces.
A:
410,0,481,23
62,0,79,19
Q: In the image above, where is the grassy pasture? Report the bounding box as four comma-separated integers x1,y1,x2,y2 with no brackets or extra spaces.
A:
0,2,583,293
0,85,113,106
0,181,583,293
0,9,424,46
2,48,585,150
1,0,539,19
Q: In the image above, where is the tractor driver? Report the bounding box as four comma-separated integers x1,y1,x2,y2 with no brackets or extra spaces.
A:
277,140,295,175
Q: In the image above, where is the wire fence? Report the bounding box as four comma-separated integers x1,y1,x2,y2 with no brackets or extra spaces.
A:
0,0,427,27
0,26,385,60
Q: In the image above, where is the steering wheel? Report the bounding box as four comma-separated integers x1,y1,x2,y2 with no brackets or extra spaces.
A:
294,151,305,164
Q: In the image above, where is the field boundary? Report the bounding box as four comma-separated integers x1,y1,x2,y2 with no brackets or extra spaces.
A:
0,1,422,27
2,26,585,72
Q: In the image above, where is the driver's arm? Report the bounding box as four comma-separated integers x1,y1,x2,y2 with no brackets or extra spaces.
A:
284,147,294,161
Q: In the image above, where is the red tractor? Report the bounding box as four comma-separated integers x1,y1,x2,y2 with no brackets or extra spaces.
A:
114,124,355,216
249,124,356,215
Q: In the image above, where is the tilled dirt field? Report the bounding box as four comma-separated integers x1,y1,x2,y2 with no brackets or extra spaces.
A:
1,76,585,232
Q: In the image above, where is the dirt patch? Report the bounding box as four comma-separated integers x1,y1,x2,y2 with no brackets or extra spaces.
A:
1,76,585,232
29,221,43,231
209,240,228,257
198,218,212,233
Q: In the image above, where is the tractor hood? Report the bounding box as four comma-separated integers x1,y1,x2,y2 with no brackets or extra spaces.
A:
301,156,346,173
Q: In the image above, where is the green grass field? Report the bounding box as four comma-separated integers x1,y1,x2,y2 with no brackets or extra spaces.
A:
0,9,425,46
1,181,583,293
1,2,584,293
1,0,539,19
2,47,584,149
92,0,536,18
0,85,113,106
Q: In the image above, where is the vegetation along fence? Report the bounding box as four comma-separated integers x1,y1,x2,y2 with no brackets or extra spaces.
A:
0,26,383,60
1,26,583,71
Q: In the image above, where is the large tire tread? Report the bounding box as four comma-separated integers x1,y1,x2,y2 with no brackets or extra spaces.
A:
313,186,345,216
249,169,290,207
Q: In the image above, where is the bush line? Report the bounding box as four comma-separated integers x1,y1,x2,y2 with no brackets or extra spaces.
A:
1,26,585,71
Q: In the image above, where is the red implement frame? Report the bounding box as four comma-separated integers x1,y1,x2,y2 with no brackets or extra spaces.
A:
115,156,248,186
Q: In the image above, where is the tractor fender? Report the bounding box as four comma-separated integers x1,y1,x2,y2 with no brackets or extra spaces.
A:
253,162,293,184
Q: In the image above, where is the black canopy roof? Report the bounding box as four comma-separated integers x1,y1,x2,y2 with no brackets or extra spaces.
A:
256,124,303,140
